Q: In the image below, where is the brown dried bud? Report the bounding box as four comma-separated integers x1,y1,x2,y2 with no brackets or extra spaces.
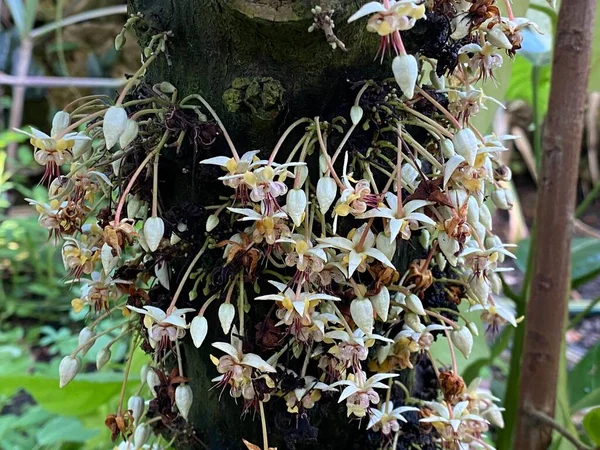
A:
439,370,466,402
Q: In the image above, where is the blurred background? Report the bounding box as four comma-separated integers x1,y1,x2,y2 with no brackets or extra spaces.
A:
0,0,598,449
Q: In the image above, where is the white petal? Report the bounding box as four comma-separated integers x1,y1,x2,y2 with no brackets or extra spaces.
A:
348,2,387,22
241,353,277,373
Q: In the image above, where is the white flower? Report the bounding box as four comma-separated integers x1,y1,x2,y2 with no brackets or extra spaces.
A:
420,400,487,432
348,1,426,35
317,224,395,278
127,305,195,348
331,371,398,418
358,194,435,242
368,401,420,434
392,54,418,99
200,150,265,189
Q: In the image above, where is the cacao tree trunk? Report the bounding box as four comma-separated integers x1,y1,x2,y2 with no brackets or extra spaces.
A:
128,2,431,449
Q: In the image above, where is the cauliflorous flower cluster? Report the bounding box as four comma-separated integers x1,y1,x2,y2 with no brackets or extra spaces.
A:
19,1,536,448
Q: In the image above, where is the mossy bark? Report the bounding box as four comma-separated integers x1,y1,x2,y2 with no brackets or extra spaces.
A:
127,2,428,449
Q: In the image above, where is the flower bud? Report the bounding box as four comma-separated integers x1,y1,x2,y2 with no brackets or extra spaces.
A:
286,189,307,227
127,194,145,220
491,188,514,210
438,232,459,266
170,233,181,245
140,364,150,381
128,395,145,424
419,229,431,250
59,356,80,388
350,106,363,125
294,165,309,188
452,128,479,166
401,162,419,186
486,26,512,50
115,32,126,51
103,106,128,150
377,343,392,365
451,326,473,359
134,424,151,449
485,407,505,428
101,242,118,275
467,321,479,337
404,312,422,332
430,70,445,90
469,276,490,303
146,369,161,397
350,298,374,334
112,152,124,176
205,214,219,232
467,196,480,225
175,384,193,420
435,251,447,271
440,138,455,158
479,203,492,230
119,119,139,149
78,327,96,357
370,287,390,322
158,81,176,94
406,293,426,316
72,132,92,159
51,111,70,136
144,217,164,252
218,303,235,334
376,231,396,260
155,261,170,289
190,316,208,348
96,347,111,369
316,177,337,215
392,54,418,99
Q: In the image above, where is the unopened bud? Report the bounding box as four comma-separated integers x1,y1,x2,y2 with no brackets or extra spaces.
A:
452,128,479,167
316,177,337,215
370,286,390,322
451,326,473,359
115,32,126,51
491,188,514,210
218,303,235,335
143,217,164,252
59,356,80,388
103,106,128,150
128,395,145,424
96,347,111,369
119,119,139,149
175,384,193,420
78,327,96,357
286,189,307,227
206,214,219,232
406,293,426,316
350,106,363,125
134,424,151,449
146,369,161,397
392,54,418,99
190,316,208,348
350,298,374,334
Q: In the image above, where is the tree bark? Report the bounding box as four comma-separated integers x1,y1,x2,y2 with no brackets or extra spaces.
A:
126,2,441,449
514,1,597,449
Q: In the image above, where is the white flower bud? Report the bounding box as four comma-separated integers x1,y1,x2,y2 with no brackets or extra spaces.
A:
134,424,151,449
119,119,139,149
78,327,96,357
316,177,337,215
486,26,512,50
485,407,505,428
294,165,309,188
175,384,193,420
127,195,145,220
370,287,390,322
170,233,181,245
115,32,126,51
491,188,514,210
438,232,459,266
451,326,473,359
103,106,128,150
469,276,491,303
350,298,374,334
448,188,468,210
206,214,219,232
146,369,161,397
452,128,479,166
144,217,164,252
286,189,307,227
406,294,426,316
479,203,492,230
190,316,208,348
112,152,124,176
96,347,111,369
51,111,70,136
158,82,176,94
140,364,150,381
489,272,502,294
101,243,118,274
59,356,80,388
72,132,92,159
435,251,447,271
405,312,422,332
377,343,392,365
440,138,455,158
350,106,363,125
392,54,418,99
137,229,150,252
154,261,170,289
401,161,419,186
419,229,431,250
128,395,145,424
467,196,480,225
218,303,235,335
467,321,479,337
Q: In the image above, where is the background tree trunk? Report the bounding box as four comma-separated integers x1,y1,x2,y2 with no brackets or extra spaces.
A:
514,0,597,449
127,2,435,449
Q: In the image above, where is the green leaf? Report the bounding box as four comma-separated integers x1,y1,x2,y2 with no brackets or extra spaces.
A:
36,415,96,445
515,237,600,288
568,342,600,408
583,408,600,445
573,387,600,411
505,55,552,118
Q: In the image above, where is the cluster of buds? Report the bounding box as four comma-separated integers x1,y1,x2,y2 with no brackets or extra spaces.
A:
18,1,537,448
